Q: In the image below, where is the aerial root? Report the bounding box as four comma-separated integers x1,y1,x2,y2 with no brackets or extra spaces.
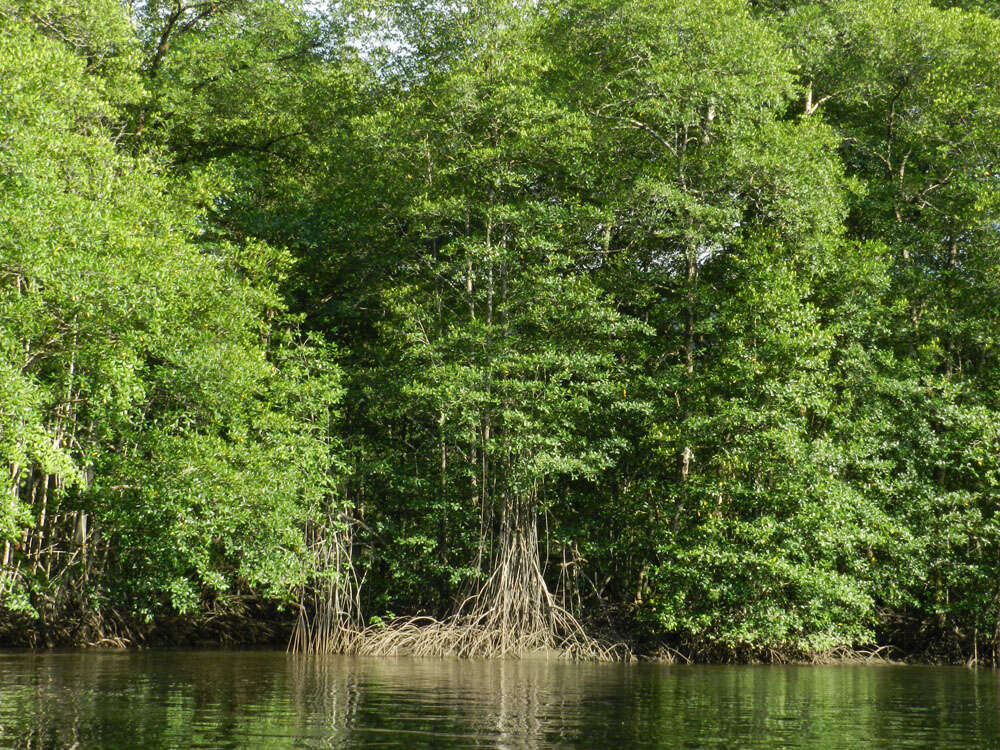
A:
290,495,631,661
316,608,630,662
288,592,630,661
810,644,899,665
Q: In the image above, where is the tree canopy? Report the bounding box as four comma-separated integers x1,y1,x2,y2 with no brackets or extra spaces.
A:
3,0,1000,662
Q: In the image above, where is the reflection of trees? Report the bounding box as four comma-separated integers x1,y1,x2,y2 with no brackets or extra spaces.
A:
0,651,300,748
287,655,362,748
304,657,638,747
1,655,999,748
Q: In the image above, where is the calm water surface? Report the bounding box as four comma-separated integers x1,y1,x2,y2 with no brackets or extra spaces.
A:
0,651,998,748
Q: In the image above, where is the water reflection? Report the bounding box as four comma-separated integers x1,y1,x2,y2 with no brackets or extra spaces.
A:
0,651,998,748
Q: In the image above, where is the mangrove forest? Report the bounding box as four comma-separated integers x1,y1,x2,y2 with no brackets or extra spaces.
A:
2,0,1000,664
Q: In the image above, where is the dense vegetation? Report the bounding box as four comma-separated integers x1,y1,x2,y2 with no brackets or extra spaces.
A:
2,0,999,662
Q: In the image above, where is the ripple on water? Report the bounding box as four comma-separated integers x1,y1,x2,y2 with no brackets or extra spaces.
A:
0,652,997,748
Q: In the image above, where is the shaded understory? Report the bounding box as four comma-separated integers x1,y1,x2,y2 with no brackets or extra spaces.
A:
3,605,997,667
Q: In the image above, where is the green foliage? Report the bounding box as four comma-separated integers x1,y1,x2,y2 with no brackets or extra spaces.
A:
4,0,1000,660
1,2,343,630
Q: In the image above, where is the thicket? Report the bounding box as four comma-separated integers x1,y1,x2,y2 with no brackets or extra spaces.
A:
2,0,1000,663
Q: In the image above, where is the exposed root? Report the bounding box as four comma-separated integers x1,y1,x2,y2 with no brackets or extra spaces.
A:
810,644,900,665
288,590,630,661
289,489,630,661
650,646,693,665
346,608,629,661
288,505,363,655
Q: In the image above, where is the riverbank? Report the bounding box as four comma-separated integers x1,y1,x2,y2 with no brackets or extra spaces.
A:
3,609,994,668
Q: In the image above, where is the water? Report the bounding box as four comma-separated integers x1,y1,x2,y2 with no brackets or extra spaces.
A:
0,651,998,748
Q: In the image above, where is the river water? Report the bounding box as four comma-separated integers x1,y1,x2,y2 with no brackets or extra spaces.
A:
0,651,998,748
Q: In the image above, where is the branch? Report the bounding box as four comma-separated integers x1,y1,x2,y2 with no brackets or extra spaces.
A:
587,110,678,157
